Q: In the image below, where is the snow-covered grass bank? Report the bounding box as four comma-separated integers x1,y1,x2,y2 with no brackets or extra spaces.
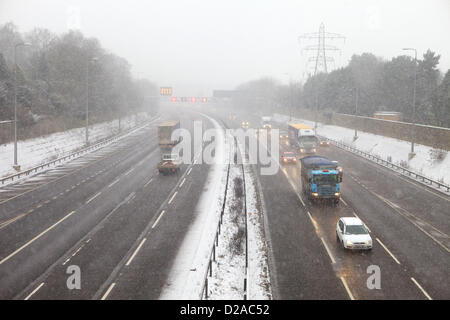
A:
0,113,151,179
272,113,450,185
244,163,272,299
208,164,246,299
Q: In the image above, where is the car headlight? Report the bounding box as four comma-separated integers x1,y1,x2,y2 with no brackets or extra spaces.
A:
365,240,372,245
300,149,304,152
346,240,353,246
313,148,316,152
334,192,340,197
312,192,319,197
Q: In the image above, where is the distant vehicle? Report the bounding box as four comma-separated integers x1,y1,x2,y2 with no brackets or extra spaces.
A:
158,120,181,148
336,217,372,250
158,153,181,175
288,123,317,154
241,121,249,129
281,151,297,164
279,129,289,139
300,156,342,205
261,116,272,130
319,137,330,147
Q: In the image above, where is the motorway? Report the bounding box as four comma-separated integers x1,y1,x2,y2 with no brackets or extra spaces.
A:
217,107,449,300
0,106,213,300
0,102,448,300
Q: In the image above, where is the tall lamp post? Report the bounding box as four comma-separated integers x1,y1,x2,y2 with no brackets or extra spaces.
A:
85,57,98,146
283,73,294,121
13,42,32,171
402,48,417,156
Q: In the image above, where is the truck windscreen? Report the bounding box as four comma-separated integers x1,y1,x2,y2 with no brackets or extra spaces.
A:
313,174,339,184
299,136,317,143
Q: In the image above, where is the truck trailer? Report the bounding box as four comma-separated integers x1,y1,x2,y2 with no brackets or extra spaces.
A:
158,120,181,148
288,123,318,154
300,156,342,205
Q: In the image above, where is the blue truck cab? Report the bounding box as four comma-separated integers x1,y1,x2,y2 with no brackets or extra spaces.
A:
300,156,342,205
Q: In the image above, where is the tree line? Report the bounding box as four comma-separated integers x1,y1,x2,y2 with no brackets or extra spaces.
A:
0,22,159,142
232,51,450,128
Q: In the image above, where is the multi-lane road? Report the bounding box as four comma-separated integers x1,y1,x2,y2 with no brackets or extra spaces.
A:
0,107,213,300
218,108,449,300
0,103,448,300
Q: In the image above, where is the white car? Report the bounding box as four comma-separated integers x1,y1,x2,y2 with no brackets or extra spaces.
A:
336,217,372,250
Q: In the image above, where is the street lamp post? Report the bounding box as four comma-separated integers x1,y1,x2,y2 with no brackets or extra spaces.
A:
354,86,359,141
402,48,417,156
13,42,32,171
85,57,98,146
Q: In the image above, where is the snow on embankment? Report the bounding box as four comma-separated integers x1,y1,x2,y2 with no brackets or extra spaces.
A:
272,113,450,185
0,113,149,179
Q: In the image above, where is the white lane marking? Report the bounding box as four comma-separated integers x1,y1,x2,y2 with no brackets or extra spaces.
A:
187,167,192,176
144,178,153,187
24,282,45,300
320,237,336,264
376,238,401,265
0,213,26,229
373,192,449,253
101,283,116,300
125,238,147,266
124,168,134,176
340,277,355,300
108,178,120,188
86,192,102,204
307,211,318,230
179,178,186,188
340,198,348,206
168,191,178,205
0,211,75,265
152,210,165,229
62,257,71,266
411,277,432,300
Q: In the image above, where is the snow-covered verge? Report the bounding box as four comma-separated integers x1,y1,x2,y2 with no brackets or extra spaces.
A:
244,163,272,299
0,113,151,179
272,113,450,185
208,164,246,299
208,132,271,300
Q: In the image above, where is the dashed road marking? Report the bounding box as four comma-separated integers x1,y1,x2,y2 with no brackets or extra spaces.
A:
144,178,153,187
340,277,355,300
108,178,120,188
101,283,116,300
320,237,336,264
152,210,165,229
376,238,401,264
168,191,178,205
179,178,186,187
0,211,76,265
411,277,432,300
125,238,147,266
187,167,192,176
24,282,44,300
86,192,102,204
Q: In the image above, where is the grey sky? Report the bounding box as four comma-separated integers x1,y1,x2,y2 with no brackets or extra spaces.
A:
1,0,449,96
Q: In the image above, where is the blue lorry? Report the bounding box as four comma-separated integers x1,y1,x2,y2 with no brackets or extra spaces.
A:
300,156,342,205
